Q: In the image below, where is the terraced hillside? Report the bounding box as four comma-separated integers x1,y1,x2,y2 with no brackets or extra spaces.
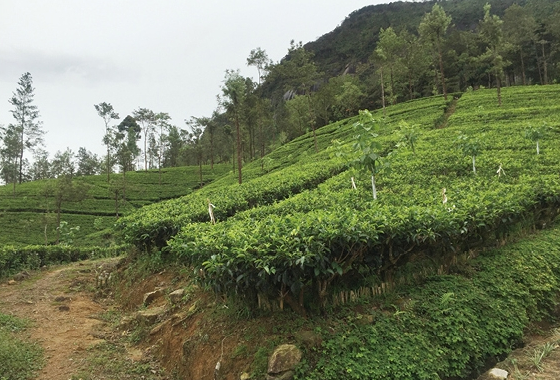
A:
118,86,560,307
0,165,230,246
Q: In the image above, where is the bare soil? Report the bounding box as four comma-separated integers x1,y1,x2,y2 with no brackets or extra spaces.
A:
0,258,164,380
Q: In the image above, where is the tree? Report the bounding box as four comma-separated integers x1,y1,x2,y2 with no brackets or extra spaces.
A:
1,124,23,188
247,47,271,85
29,148,50,180
51,175,90,244
94,102,119,181
154,112,172,185
114,117,141,176
375,27,405,105
51,148,75,178
419,4,452,100
76,147,102,176
185,117,205,187
220,70,247,184
503,4,538,85
524,125,544,155
456,134,484,174
268,41,322,151
336,110,386,200
479,3,509,106
132,108,156,171
9,72,44,184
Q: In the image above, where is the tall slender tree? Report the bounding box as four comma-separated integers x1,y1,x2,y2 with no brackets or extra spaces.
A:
132,108,156,171
479,3,509,106
419,4,452,100
220,70,247,184
9,72,44,184
94,102,119,181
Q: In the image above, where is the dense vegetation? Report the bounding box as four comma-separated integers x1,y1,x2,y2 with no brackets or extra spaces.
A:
118,85,560,315
299,223,560,379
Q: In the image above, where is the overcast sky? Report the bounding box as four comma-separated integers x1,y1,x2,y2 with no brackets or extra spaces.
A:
1,0,391,159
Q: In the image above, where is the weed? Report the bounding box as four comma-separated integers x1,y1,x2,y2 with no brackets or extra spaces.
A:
530,341,557,371
0,313,43,380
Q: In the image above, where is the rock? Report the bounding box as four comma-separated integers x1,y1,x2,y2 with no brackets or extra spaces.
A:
267,344,302,377
13,271,30,281
143,288,165,306
119,315,136,331
239,372,250,380
58,305,70,312
7,280,16,285
150,321,166,335
54,296,69,302
296,330,322,348
487,368,508,379
168,288,185,304
136,306,167,325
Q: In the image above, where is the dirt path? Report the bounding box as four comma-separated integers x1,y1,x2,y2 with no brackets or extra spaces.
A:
0,259,117,380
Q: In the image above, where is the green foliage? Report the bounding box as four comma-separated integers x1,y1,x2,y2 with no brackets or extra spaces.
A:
0,164,230,247
300,224,560,379
0,244,128,278
0,313,43,380
153,86,560,311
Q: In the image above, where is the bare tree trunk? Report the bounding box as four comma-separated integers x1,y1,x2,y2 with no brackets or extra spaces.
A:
520,50,526,86
235,113,242,184
380,67,386,116
437,39,448,100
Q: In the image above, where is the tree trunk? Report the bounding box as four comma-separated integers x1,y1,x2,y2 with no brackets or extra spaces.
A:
380,67,386,116
372,174,377,200
235,113,242,184
497,75,502,107
306,93,318,153
437,39,448,100
520,50,526,86
541,42,548,85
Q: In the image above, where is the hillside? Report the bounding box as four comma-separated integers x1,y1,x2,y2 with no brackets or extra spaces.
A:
304,0,525,76
3,84,560,379
0,164,230,247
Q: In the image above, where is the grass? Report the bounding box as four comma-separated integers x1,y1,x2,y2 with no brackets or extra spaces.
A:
0,313,43,380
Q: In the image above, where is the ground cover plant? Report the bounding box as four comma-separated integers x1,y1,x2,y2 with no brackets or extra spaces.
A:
296,222,560,379
0,313,43,380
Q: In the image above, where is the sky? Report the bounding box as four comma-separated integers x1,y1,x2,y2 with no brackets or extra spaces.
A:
0,0,391,159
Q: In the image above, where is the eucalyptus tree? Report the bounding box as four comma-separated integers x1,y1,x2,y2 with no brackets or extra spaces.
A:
132,108,156,171
9,72,44,184
94,102,119,181
479,3,509,106
419,4,452,100
220,69,247,184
